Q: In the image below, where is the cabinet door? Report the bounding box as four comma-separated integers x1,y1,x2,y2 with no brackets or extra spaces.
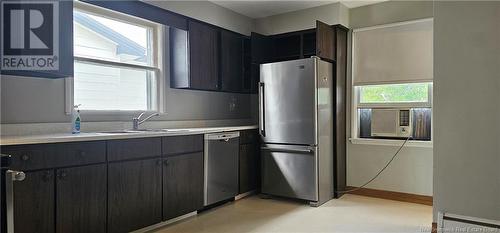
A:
251,32,274,64
14,170,55,233
334,26,348,196
56,164,107,233
189,20,219,90
316,20,335,61
220,30,244,92
239,144,259,194
163,152,204,220
108,159,162,233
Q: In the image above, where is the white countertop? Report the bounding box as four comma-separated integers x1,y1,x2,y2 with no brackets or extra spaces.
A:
0,125,258,146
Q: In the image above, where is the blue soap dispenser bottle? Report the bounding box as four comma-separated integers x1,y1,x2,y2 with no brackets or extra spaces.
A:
71,105,81,134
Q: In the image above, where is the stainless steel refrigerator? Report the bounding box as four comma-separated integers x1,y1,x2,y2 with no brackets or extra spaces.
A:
259,57,334,207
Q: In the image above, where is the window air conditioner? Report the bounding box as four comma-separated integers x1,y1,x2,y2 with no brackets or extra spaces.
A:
371,108,412,138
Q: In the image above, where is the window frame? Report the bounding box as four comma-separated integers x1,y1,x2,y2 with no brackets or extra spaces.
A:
351,82,434,143
65,1,165,115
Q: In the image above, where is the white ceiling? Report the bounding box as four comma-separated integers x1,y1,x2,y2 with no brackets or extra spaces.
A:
210,1,386,19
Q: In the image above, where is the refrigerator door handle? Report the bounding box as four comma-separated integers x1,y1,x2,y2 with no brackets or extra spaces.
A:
261,147,315,154
259,82,266,137
5,169,26,233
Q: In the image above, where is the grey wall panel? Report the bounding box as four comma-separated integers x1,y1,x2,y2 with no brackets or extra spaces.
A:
433,1,500,222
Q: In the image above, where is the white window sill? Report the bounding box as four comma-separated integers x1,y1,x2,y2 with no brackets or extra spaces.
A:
349,138,433,148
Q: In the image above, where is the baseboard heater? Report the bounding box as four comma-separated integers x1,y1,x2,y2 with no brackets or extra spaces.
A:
438,212,500,233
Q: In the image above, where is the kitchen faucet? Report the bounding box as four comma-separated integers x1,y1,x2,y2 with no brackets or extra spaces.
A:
132,112,159,130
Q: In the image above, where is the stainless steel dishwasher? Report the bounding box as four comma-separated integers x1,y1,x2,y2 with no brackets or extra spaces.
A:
204,132,240,206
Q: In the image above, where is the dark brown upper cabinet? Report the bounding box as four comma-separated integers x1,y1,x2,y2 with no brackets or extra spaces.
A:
170,19,348,94
220,30,244,92
189,21,220,91
316,20,335,61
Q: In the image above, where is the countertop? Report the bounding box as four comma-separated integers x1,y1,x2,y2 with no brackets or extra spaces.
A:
0,125,258,146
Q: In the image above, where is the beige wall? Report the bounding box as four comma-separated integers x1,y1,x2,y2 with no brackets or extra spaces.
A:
346,1,433,196
349,1,433,29
254,2,348,35
433,1,500,222
144,1,254,35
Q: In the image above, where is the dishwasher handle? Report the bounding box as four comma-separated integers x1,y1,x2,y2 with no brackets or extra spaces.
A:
205,132,240,141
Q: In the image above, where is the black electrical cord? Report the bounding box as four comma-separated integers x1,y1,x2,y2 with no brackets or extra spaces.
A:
335,136,412,194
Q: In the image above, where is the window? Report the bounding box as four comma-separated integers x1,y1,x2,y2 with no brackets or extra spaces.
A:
359,83,429,104
354,83,433,141
357,83,432,107
351,19,434,143
72,3,161,111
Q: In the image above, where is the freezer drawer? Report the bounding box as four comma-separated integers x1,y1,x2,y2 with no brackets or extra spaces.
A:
261,145,317,201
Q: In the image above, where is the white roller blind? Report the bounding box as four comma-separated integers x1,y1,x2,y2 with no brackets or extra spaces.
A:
353,19,433,85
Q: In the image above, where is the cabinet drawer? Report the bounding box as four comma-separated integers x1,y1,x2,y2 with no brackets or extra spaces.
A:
239,129,259,144
107,137,161,161
162,135,203,156
2,141,106,171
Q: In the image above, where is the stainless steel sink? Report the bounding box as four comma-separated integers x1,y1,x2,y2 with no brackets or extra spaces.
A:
97,128,195,134
97,130,142,134
133,129,169,132
163,129,192,132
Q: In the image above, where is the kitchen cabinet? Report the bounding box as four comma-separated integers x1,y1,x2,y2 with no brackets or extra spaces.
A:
108,158,163,233
107,137,161,161
274,32,302,61
333,25,349,196
238,130,260,194
5,141,106,171
162,135,204,156
11,164,107,233
13,170,55,233
163,152,204,220
1,132,240,232
162,135,204,220
220,30,244,92
242,38,254,93
316,21,335,61
56,164,107,233
2,141,107,233
188,20,220,91
249,21,345,63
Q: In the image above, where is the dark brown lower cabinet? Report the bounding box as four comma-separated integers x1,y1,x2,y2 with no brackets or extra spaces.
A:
239,144,259,193
108,159,162,233
56,164,107,233
163,152,204,220
14,170,55,233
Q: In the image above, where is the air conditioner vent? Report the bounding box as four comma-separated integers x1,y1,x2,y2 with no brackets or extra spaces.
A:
399,110,410,126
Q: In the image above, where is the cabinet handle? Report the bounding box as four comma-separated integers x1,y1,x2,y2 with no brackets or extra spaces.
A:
5,170,26,233
21,155,29,161
78,151,86,156
157,160,163,166
57,170,67,180
164,160,169,166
